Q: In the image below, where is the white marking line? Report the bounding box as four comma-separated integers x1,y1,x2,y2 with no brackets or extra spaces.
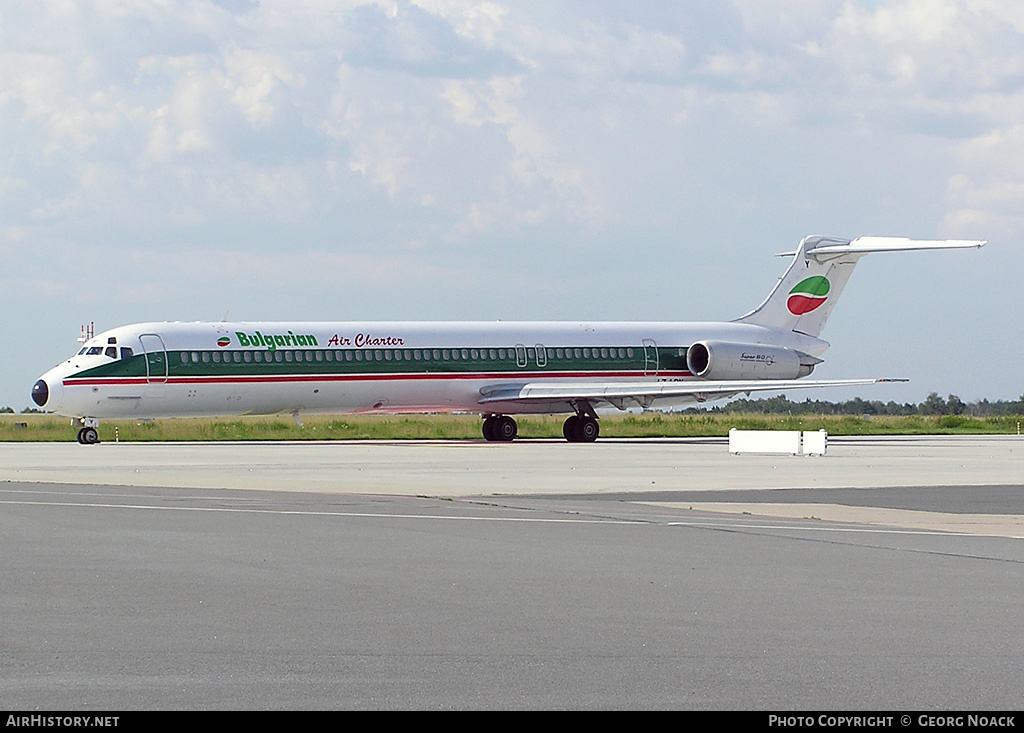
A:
0,499,636,524
1,496,1007,538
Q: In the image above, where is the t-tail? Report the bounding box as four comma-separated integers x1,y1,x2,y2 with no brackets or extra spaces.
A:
734,235,987,338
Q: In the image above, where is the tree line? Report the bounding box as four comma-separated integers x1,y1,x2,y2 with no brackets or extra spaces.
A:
698,392,1024,417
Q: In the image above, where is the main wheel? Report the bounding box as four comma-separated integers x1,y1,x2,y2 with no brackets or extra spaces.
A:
576,416,599,442
482,415,498,441
563,415,580,442
492,415,518,442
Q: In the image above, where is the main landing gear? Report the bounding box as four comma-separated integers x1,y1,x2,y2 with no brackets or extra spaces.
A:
481,406,600,443
562,414,599,442
482,414,518,442
75,417,100,445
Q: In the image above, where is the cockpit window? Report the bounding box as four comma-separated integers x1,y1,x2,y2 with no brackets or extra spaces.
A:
86,347,103,356
120,347,133,360
105,347,117,359
77,347,88,355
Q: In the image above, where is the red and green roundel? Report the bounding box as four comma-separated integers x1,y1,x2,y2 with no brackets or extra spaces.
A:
217,337,231,348
787,276,830,315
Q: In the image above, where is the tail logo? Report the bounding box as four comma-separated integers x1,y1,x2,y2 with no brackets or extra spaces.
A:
787,276,830,315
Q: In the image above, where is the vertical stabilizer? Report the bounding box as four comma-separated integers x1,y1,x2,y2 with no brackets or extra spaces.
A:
735,235,986,338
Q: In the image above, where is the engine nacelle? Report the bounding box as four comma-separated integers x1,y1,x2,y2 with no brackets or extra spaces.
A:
686,340,819,380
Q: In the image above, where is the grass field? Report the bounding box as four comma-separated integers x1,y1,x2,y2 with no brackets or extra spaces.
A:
2,412,1021,442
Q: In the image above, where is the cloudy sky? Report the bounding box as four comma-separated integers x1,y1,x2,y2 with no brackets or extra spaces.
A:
2,0,1020,410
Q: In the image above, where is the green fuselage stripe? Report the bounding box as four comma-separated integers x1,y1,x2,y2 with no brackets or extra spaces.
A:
71,345,691,379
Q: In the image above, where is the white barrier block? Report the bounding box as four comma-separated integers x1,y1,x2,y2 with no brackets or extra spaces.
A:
728,429,801,455
802,430,828,455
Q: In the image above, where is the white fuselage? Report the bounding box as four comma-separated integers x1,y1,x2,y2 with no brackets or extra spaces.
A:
34,320,827,420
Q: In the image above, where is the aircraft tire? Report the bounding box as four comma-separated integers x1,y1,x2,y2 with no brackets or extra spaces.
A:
81,427,99,445
493,415,517,442
482,415,497,441
563,415,580,442
576,416,599,442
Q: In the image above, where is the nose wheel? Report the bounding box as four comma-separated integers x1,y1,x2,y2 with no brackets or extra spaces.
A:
76,427,99,444
75,418,101,445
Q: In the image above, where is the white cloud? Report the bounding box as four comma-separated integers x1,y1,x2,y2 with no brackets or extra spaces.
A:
2,1,1022,407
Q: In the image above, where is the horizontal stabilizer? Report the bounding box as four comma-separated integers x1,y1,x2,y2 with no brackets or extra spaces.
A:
778,236,987,258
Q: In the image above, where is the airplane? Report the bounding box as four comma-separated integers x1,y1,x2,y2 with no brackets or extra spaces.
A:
31,235,985,444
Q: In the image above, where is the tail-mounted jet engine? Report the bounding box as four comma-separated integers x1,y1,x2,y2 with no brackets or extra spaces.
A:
686,340,821,380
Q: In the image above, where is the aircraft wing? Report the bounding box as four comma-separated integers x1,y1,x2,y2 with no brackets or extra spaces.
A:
478,378,906,410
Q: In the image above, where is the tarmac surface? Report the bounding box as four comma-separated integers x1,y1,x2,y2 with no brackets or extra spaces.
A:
1,435,1022,709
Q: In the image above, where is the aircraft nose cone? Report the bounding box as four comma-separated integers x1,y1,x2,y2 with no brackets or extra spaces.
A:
31,379,49,408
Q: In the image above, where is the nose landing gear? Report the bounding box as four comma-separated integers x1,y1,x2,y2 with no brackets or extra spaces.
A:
75,418,101,445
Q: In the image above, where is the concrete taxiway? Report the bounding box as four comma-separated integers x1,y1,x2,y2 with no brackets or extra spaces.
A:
2,434,1021,535
2,434,1021,493
1,435,1022,709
